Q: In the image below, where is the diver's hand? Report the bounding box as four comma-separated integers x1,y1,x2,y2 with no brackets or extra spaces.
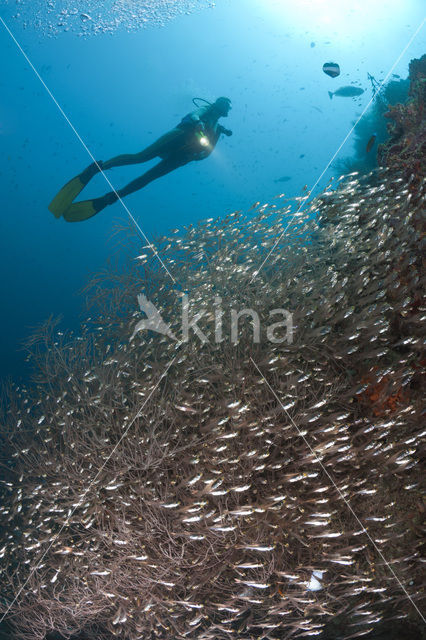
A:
223,128,232,137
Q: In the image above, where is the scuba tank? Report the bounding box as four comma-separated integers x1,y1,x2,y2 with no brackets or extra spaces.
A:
178,97,212,128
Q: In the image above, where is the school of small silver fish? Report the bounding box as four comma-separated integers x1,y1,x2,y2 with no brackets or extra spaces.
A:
0,169,424,639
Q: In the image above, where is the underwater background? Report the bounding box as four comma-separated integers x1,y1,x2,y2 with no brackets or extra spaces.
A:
0,0,424,384
0,1,425,639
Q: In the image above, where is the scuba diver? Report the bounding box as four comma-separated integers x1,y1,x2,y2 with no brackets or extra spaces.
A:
49,97,233,222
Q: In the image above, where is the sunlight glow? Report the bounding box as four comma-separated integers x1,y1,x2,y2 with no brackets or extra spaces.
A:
264,0,411,40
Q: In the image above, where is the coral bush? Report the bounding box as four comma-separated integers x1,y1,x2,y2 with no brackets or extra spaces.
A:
0,168,424,640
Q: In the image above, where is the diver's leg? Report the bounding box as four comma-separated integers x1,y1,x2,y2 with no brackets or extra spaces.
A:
99,157,187,208
118,157,186,198
102,130,186,170
63,157,187,222
102,151,154,170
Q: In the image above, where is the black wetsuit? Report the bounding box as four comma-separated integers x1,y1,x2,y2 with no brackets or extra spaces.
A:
96,105,230,209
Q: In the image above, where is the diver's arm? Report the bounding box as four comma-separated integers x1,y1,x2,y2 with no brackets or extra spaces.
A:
217,124,233,136
207,124,232,146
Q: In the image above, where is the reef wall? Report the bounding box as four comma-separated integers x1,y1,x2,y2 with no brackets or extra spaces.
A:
378,53,426,185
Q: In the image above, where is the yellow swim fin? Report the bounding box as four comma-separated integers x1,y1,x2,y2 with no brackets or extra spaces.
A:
49,175,86,218
63,192,118,222
48,161,102,218
63,199,98,223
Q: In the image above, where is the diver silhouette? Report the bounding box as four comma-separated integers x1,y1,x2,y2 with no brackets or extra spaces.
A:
49,97,232,222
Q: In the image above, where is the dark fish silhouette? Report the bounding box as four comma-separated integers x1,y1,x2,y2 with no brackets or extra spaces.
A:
274,176,291,183
328,86,364,99
323,62,340,78
366,133,377,153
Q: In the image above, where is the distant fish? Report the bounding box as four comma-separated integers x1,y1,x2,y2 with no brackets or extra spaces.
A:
366,133,377,153
328,86,364,99
310,42,316,48
322,62,340,78
275,176,291,183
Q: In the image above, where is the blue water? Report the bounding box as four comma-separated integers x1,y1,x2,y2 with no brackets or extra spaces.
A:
0,0,425,384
